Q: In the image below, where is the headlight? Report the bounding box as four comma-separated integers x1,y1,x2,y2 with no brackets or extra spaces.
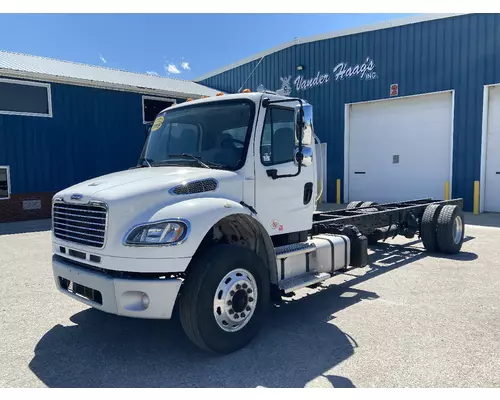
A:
124,220,189,246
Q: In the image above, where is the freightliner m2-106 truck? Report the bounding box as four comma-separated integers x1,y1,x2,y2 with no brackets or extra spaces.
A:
51,91,465,353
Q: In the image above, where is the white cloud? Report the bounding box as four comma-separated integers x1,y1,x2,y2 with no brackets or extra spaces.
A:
181,61,191,70
165,63,181,74
99,54,107,64
146,71,159,76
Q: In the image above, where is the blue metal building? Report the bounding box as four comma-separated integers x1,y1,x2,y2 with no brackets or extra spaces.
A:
0,51,218,222
197,13,500,213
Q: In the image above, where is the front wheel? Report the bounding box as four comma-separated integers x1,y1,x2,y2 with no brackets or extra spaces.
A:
179,244,270,353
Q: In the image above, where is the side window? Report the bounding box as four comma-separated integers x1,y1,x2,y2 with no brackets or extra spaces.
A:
168,123,201,154
260,107,295,166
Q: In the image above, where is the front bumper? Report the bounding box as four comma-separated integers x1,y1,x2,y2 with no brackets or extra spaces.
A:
52,256,183,319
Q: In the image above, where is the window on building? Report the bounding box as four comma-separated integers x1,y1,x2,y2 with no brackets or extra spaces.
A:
143,96,176,123
0,166,10,200
0,78,52,117
260,107,296,166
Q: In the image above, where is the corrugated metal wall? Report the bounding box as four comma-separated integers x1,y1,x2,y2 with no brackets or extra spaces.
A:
199,13,500,211
0,79,185,195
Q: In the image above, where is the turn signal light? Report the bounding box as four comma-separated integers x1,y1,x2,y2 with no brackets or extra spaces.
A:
242,88,251,93
186,98,193,102
216,92,224,96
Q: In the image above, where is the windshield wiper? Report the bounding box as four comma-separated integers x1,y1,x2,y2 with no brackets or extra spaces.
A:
137,157,154,168
169,153,211,169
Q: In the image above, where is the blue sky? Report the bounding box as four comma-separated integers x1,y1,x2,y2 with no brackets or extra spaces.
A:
0,13,417,80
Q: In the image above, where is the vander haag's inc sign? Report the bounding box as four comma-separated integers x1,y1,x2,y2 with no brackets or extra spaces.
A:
257,57,378,96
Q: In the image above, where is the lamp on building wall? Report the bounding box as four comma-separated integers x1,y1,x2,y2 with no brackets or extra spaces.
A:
297,65,304,71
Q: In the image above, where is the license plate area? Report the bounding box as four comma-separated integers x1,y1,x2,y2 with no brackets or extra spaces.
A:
59,277,103,305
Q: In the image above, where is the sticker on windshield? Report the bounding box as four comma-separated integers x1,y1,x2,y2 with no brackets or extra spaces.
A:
151,116,164,132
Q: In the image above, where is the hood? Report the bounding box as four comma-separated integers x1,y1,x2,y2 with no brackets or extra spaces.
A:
55,166,242,204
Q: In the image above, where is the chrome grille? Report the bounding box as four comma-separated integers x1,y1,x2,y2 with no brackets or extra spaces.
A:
53,201,107,248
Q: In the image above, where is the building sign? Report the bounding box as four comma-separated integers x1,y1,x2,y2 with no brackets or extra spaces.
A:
390,83,399,96
22,199,41,210
332,57,378,81
258,57,378,95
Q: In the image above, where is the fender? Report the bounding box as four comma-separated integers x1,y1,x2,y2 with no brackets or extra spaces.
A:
105,197,271,263
151,196,255,259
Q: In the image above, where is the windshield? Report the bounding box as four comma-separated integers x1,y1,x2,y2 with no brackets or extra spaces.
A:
140,99,255,170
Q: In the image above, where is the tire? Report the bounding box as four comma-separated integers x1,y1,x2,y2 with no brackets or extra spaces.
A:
420,204,442,252
361,201,378,208
346,201,364,209
179,244,270,354
436,205,465,254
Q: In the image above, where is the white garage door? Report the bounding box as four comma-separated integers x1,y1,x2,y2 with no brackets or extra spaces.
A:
347,92,453,204
484,86,500,212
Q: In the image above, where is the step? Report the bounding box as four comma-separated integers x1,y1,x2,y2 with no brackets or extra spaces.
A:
275,242,316,259
278,271,332,293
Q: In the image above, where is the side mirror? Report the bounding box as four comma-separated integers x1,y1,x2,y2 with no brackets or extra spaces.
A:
294,104,313,146
294,146,313,167
302,104,313,146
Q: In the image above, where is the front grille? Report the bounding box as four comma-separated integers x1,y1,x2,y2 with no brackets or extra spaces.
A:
170,178,218,195
53,201,107,248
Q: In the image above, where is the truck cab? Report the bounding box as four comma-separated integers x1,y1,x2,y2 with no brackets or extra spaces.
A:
51,91,465,354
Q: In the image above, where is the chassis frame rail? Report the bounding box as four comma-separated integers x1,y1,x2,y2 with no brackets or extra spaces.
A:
312,198,464,236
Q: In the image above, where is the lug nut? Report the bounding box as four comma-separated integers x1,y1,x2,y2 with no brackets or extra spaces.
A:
236,284,241,290
227,300,232,306
240,312,246,318
234,313,239,319
249,297,254,302
230,290,235,296
242,283,248,289
247,288,253,294
246,306,251,311
228,309,234,315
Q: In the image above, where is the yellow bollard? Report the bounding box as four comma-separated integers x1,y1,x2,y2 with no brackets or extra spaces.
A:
336,179,341,204
473,181,480,215
444,181,450,200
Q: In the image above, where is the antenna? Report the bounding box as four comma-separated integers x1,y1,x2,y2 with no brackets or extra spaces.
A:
237,55,265,93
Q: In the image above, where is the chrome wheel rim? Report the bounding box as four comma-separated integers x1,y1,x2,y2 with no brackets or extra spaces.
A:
453,215,463,244
213,268,258,332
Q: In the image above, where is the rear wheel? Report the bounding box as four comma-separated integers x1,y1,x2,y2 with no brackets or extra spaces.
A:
346,201,364,209
436,205,465,254
179,244,270,354
420,204,442,252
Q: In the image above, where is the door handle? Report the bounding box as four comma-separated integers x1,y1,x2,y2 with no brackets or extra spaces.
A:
354,171,366,175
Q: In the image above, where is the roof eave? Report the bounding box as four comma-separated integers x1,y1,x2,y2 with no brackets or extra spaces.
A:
0,68,218,99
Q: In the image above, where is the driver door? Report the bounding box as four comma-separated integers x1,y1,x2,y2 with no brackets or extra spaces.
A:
254,105,315,237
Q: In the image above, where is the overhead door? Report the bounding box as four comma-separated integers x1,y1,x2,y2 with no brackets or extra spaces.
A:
484,86,500,212
347,92,453,204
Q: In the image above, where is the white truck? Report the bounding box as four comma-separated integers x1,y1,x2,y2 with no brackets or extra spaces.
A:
51,91,466,354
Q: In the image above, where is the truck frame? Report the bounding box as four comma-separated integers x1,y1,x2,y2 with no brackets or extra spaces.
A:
50,91,466,354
